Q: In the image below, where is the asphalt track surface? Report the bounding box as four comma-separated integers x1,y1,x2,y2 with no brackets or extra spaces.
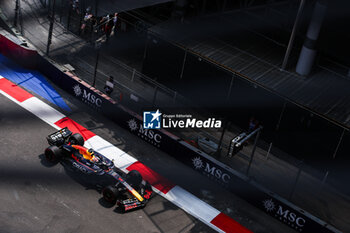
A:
0,94,217,233
0,75,296,233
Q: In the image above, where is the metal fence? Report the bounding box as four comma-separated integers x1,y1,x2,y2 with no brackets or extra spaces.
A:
26,0,194,115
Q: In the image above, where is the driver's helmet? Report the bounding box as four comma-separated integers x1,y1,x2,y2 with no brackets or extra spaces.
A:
84,148,95,160
87,149,100,163
91,155,99,163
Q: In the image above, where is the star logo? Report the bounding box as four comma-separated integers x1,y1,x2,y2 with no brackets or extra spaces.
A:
263,199,275,212
151,109,162,122
127,119,138,131
143,110,162,129
73,84,82,96
192,157,204,169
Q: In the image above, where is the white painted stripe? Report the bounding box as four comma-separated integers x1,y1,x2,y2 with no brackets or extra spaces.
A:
85,136,138,170
0,75,4,79
153,186,223,233
165,186,220,223
20,97,64,130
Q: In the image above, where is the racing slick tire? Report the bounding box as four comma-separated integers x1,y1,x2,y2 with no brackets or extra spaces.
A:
69,133,84,146
141,181,153,200
44,145,62,163
126,170,142,189
102,185,119,205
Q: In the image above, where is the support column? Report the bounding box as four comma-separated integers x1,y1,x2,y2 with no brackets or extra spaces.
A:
14,0,20,27
93,39,102,87
59,0,64,23
152,87,158,107
46,0,56,55
95,0,99,16
289,161,303,200
246,129,261,176
226,74,234,101
222,0,227,12
179,49,187,79
296,0,327,76
172,0,188,21
14,0,24,35
93,48,101,87
67,1,71,30
281,0,305,70
215,120,229,158
201,0,207,15
332,129,345,159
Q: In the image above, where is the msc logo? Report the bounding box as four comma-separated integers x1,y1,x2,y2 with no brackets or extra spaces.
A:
73,84,102,108
262,199,306,231
143,110,162,129
192,157,231,183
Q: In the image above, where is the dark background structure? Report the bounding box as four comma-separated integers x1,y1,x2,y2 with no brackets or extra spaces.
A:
142,0,350,193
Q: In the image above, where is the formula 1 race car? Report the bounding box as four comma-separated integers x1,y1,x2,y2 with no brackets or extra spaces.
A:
44,127,153,212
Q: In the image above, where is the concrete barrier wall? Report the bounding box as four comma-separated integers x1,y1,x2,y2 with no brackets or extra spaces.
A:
0,34,37,68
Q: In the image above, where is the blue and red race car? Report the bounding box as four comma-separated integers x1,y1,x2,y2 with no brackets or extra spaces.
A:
44,127,153,212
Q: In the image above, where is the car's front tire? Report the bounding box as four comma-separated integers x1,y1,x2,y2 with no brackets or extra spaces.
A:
126,170,142,189
44,145,62,163
69,133,84,146
102,185,119,205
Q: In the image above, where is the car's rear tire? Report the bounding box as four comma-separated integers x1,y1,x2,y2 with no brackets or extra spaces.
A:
69,133,84,146
141,181,153,200
102,185,119,205
126,170,142,189
45,145,62,163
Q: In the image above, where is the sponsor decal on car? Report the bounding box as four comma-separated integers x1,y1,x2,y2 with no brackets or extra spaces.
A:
72,161,88,173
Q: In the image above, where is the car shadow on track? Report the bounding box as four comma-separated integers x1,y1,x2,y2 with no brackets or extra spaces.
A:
98,197,115,209
39,154,57,167
39,153,104,190
38,153,132,212
38,154,152,214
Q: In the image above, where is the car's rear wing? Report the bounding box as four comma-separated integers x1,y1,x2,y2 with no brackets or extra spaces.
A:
47,127,72,146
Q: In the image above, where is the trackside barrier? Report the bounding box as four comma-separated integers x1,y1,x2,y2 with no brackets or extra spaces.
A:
0,33,37,68
0,32,340,233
